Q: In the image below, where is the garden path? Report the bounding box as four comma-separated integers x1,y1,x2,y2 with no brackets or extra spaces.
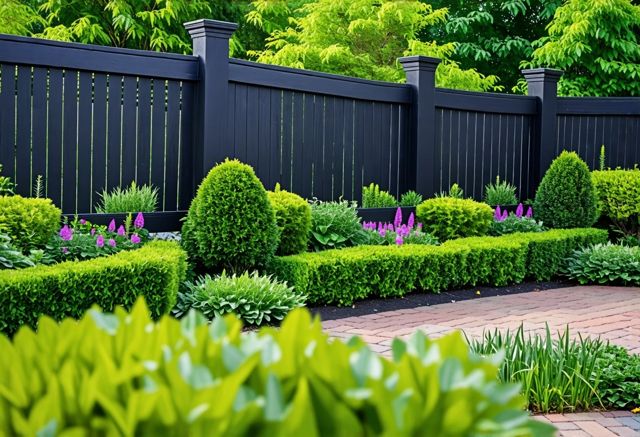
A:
322,286,640,436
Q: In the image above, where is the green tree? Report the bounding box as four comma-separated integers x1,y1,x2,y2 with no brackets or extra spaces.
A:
249,0,501,91
0,0,43,35
523,0,640,96
428,0,561,92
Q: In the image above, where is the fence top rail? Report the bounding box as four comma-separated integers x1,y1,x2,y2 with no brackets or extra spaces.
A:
0,33,199,81
229,58,413,104
557,97,640,116
435,88,538,115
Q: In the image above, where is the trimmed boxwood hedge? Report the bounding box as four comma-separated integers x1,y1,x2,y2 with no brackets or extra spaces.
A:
268,228,608,305
0,240,187,335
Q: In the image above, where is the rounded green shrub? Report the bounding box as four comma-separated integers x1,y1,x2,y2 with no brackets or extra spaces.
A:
181,159,279,272
534,151,597,228
416,197,493,241
268,186,311,255
0,195,61,252
592,169,640,236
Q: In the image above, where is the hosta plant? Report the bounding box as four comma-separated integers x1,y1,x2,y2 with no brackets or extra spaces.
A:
595,345,640,410
309,199,366,251
0,300,553,436
173,271,305,326
564,243,640,285
0,233,34,269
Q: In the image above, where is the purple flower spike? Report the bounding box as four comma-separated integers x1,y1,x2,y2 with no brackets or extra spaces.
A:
80,219,86,225
502,210,508,221
379,229,386,237
96,235,105,248
134,212,144,228
395,235,404,245
131,233,141,244
516,203,524,218
394,207,402,229
62,247,68,254
108,238,116,247
59,225,73,241
417,223,423,230
90,227,96,236
494,206,503,222
108,219,116,233
408,212,415,230
117,225,126,236
526,206,533,218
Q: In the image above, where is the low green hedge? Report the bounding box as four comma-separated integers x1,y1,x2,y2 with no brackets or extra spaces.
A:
269,228,608,305
0,240,187,335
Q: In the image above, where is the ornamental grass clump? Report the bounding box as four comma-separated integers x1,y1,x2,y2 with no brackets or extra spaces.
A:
468,324,606,413
484,176,518,206
182,159,279,272
361,183,397,208
268,184,311,255
362,207,438,245
173,271,305,326
95,181,158,213
399,190,423,206
534,151,597,228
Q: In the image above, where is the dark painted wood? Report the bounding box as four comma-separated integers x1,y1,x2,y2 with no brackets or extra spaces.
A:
92,74,108,203
15,65,31,196
268,89,281,191
256,86,271,187
178,81,194,210
165,80,180,210
0,34,198,80
343,100,355,200
229,58,412,104
280,90,293,191
107,74,123,190
137,77,152,185
151,79,166,209
435,88,537,115
558,97,640,115
121,76,137,187
31,67,47,196
62,69,78,212
0,64,16,183
77,71,93,212
331,97,345,199
46,69,63,204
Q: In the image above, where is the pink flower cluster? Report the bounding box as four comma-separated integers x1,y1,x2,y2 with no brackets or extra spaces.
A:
58,212,146,249
362,207,423,245
494,203,532,222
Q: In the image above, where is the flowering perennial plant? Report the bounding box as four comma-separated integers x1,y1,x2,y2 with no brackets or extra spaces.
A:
362,207,439,246
45,212,150,263
490,204,544,236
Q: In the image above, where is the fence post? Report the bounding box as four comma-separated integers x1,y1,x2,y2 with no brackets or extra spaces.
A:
399,56,441,198
185,19,237,187
522,68,563,193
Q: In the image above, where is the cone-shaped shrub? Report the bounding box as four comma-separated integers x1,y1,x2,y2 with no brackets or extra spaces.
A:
182,159,279,271
534,151,597,228
268,184,311,255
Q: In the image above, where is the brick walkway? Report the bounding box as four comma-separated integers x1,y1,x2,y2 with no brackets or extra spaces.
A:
322,286,640,436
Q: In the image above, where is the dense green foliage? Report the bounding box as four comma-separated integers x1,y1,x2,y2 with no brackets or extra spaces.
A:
468,325,605,413
431,0,560,92
489,215,544,236
0,240,186,335
0,234,34,270
534,151,598,229
0,165,15,196
0,195,61,252
524,0,640,96
174,271,305,325
182,160,279,272
95,181,158,213
308,200,365,251
592,169,640,237
0,302,550,436
596,345,640,410
416,197,493,240
398,190,423,207
268,187,311,255
251,0,500,91
565,243,640,285
361,183,397,208
269,228,606,305
484,176,518,206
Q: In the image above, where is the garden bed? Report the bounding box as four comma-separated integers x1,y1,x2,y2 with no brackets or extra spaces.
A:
312,280,571,321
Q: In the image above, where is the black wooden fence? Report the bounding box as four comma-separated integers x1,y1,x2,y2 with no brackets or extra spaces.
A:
1,19,639,231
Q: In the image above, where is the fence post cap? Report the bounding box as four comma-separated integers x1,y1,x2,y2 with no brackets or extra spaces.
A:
184,19,238,39
398,56,441,72
521,68,563,82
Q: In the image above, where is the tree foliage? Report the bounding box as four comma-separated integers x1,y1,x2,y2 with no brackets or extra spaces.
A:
428,0,561,92
524,0,640,96
0,0,43,36
249,0,501,91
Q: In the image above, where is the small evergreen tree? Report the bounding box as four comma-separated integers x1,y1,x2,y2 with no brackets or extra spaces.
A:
534,151,597,228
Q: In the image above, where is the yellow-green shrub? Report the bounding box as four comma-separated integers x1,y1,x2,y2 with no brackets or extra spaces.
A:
592,169,640,235
0,240,186,335
0,195,60,252
268,186,311,255
0,302,552,436
416,197,493,240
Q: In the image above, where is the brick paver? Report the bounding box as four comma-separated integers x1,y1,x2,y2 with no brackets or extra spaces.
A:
322,286,640,436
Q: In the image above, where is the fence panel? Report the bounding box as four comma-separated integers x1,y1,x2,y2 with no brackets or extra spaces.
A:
227,60,412,201
557,98,640,170
0,35,198,214
434,89,537,200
